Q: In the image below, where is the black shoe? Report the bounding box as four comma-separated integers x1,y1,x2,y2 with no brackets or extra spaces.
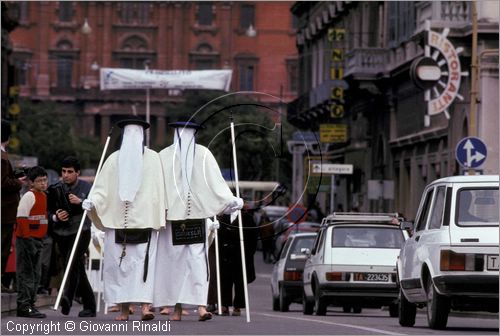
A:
78,309,96,317
206,304,216,313
37,288,49,295
17,306,46,318
60,296,71,315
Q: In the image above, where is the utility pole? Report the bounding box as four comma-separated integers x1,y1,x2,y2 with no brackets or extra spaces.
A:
468,0,478,174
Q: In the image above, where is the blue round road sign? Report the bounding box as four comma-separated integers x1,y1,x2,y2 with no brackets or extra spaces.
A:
287,204,307,224
455,137,487,169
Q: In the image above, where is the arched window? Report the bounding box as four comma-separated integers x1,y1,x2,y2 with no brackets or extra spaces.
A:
118,36,150,69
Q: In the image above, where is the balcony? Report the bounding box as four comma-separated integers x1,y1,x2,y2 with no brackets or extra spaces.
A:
416,1,472,33
344,48,389,80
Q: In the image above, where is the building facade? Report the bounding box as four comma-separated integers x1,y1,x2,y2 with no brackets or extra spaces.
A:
6,1,297,147
289,1,499,218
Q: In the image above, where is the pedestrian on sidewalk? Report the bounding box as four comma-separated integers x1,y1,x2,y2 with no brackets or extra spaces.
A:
15,166,49,318
47,156,96,317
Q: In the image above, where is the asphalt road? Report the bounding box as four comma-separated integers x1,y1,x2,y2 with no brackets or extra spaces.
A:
2,251,498,335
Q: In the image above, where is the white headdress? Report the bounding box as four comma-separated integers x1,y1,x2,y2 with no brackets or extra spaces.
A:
118,124,144,202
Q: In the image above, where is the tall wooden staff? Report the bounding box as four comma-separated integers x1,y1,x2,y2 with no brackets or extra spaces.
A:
54,128,114,310
229,115,251,322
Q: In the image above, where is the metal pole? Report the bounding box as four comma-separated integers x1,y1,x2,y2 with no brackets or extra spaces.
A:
468,0,478,174
214,225,222,316
229,117,251,322
330,174,335,214
54,128,113,310
145,62,151,147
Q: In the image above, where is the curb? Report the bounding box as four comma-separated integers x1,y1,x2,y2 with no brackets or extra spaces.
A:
1,293,56,315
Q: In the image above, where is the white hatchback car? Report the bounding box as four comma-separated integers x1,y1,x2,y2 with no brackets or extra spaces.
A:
303,213,408,316
271,232,317,312
397,175,499,330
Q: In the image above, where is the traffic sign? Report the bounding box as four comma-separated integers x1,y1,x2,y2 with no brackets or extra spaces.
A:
311,163,353,175
455,137,487,169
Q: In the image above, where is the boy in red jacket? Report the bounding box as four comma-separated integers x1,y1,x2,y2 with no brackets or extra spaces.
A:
16,166,49,318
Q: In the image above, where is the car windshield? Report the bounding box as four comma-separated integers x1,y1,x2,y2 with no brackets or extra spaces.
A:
457,188,499,226
288,236,315,260
331,226,404,248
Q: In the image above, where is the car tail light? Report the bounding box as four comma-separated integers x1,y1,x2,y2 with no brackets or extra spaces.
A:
284,271,302,281
440,250,483,271
325,272,349,281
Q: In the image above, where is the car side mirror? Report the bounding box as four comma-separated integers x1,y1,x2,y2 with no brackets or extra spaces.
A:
300,247,311,257
400,220,414,231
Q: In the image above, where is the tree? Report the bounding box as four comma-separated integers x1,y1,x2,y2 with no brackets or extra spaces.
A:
163,90,296,188
13,99,101,171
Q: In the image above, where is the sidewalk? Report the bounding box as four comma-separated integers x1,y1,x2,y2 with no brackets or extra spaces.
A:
1,292,56,315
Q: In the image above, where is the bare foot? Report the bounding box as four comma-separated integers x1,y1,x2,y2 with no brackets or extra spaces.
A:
114,315,129,321
160,307,170,315
171,303,182,321
115,303,130,321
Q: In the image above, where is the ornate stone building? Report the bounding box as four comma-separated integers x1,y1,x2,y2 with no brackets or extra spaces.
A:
289,1,498,217
7,1,297,146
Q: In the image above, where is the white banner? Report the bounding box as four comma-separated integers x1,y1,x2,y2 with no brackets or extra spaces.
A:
100,68,232,91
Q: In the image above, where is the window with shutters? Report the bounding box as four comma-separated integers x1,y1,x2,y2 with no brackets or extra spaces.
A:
197,2,213,26
240,4,255,29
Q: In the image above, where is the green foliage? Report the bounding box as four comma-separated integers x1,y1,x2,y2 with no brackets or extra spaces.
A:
163,90,297,187
13,99,101,171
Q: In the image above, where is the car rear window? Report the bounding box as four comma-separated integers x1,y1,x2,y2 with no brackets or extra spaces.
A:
456,188,499,226
331,226,405,248
288,236,315,260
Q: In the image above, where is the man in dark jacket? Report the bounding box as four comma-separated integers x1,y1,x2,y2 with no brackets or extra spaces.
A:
1,120,25,292
47,156,96,317
217,205,258,316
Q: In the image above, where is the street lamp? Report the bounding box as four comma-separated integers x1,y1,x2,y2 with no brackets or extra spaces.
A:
246,24,257,37
81,18,92,35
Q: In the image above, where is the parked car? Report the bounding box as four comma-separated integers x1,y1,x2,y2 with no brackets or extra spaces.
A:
303,212,408,316
397,175,499,330
271,232,317,312
274,221,320,256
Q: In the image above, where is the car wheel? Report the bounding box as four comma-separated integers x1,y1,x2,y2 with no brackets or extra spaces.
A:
272,294,279,311
279,285,289,312
352,306,362,314
302,290,314,315
398,287,416,327
314,280,327,315
389,303,399,317
426,277,450,329
342,306,351,313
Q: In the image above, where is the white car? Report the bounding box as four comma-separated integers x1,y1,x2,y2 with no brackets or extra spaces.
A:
397,175,499,329
271,232,317,312
303,212,408,316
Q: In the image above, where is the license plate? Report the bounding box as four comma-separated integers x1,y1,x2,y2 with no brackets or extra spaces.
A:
487,255,499,270
354,273,389,282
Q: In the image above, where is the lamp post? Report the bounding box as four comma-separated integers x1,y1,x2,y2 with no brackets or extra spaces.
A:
144,60,151,147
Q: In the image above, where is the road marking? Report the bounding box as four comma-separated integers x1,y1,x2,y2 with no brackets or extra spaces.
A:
254,312,406,335
256,273,271,279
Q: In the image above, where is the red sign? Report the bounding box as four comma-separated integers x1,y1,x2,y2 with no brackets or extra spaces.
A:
287,204,308,224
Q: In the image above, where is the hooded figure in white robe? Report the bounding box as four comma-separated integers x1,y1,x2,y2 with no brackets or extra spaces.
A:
154,117,242,321
84,116,165,321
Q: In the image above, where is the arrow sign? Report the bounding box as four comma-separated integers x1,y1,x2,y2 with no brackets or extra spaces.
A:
455,137,487,169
